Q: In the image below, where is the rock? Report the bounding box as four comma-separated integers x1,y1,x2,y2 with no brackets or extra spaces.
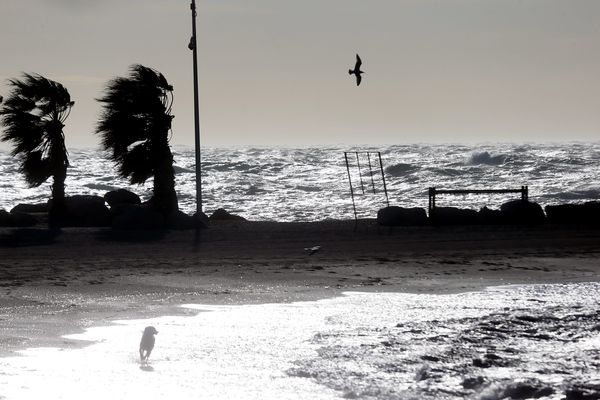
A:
477,206,504,225
583,201,600,223
500,200,546,224
111,204,165,230
166,210,207,230
430,207,478,225
104,189,141,208
10,203,48,214
9,212,38,227
0,210,10,226
546,202,600,225
377,206,427,226
209,208,247,221
545,204,584,224
50,195,111,227
194,211,210,227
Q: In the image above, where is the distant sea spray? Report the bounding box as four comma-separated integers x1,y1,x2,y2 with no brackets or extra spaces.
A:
0,143,599,221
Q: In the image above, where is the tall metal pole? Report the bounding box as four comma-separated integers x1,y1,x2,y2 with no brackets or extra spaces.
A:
190,0,203,213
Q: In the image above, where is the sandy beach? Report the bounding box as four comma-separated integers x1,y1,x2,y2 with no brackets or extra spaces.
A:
1,220,599,357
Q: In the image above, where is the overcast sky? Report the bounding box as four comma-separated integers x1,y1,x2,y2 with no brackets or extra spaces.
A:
1,0,599,148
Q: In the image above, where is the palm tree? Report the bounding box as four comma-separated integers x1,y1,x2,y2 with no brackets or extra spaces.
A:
96,65,178,215
0,74,74,218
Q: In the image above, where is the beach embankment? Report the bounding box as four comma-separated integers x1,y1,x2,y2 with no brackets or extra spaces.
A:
0,219,599,356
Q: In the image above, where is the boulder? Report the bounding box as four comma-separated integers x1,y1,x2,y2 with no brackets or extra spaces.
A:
430,207,479,225
545,202,600,225
209,208,247,222
104,189,141,208
10,203,48,214
9,212,38,227
583,201,600,223
50,195,111,227
377,206,427,226
111,204,165,230
194,211,210,227
166,210,208,230
545,204,584,224
0,210,10,227
477,206,504,225
500,200,545,224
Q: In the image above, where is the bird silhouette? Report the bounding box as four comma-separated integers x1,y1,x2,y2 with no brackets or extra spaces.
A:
304,245,321,256
348,54,364,86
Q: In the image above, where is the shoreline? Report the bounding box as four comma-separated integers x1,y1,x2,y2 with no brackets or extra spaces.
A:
1,220,599,357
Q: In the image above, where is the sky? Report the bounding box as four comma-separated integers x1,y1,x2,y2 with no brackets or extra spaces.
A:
1,0,599,148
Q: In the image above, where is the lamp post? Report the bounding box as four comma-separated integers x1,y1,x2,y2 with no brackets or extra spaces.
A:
189,0,202,214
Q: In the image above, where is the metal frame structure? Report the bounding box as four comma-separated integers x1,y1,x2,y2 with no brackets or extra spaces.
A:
344,151,390,225
428,186,529,216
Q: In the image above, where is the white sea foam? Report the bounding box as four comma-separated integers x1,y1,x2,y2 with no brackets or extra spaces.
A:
0,143,599,221
0,284,599,399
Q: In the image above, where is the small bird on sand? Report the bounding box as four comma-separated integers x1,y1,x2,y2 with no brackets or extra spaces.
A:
304,245,321,256
348,54,364,86
139,326,158,363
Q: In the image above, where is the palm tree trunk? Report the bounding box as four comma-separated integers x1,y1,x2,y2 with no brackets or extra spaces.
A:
48,132,68,227
152,146,179,215
49,164,67,227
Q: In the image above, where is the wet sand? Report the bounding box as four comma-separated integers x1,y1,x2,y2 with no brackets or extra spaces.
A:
1,220,599,356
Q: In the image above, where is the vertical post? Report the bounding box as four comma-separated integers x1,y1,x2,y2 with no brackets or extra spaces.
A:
190,0,203,214
355,152,365,194
344,152,358,229
377,152,389,207
366,152,376,194
428,187,435,217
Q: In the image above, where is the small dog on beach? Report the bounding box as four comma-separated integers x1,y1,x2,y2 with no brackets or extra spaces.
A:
139,326,158,362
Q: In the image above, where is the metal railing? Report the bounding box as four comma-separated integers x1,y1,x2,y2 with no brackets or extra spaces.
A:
428,186,529,216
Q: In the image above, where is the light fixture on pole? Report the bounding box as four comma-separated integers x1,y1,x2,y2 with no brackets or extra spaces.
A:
189,0,202,214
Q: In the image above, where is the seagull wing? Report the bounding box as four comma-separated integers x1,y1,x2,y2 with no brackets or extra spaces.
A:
355,54,362,70
356,74,362,86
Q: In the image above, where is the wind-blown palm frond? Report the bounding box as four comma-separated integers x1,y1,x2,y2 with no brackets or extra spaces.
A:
0,74,73,196
96,65,178,214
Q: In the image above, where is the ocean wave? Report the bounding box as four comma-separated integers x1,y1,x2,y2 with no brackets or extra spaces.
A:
295,185,322,192
468,151,508,165
290,284,600,399
545,189,600,201
173,165,194,174
385,163,418,176
83,183,115,192
244,185,267,195
428,167,464,177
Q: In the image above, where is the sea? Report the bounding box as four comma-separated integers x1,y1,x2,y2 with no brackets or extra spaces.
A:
0,142,599,221
0,284,599,399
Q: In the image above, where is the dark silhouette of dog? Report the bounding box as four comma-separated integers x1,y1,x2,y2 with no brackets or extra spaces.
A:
139,326,158,362
348,54,364,86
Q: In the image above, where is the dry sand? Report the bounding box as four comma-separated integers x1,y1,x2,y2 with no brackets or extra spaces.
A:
1,220,599,356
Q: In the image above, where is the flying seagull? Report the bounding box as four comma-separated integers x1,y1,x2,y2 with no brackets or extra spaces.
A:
348,54,364,86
